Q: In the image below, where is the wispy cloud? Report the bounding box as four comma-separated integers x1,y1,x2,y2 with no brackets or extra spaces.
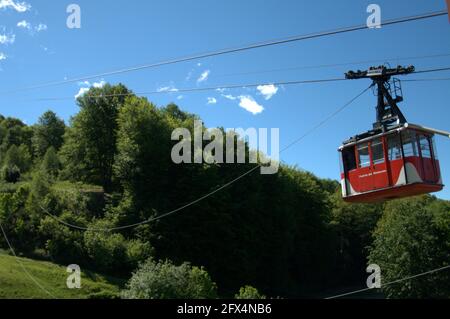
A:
238,95,264,115
0,0,31,12
257,84,278,100
197,70,210,83
17,20,31,30
0,33,15,45
17,21,48,34
207,97,217,105
157,85,179,93
35,23,47,32
222,94,237,101
0,52,6,61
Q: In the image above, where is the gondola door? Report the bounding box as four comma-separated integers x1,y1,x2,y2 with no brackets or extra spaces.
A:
370,137,390,190
354,142,373,192
418,134,437,183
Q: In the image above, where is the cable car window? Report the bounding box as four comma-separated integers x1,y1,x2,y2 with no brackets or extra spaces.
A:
357,143,370,168
371,138,384,165
387,133,402,160
342,146,357,171
419,135,432,159
431,136,438,160
401,131,418,157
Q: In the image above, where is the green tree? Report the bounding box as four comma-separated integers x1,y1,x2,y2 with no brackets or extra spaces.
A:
121,259,218,299
369,196,450,298
113,96,171,225
40,147,60,178
329,191,383,284
60,84,132,192
32,111,66,158
2,144,32,173
235,286,266,299
0,117,33,155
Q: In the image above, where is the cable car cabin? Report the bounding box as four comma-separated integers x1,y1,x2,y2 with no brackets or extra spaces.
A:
339,124,443,203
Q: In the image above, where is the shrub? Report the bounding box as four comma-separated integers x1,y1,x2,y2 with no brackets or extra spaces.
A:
39,213,87,264
121,259,218,299
235,286,266,299
83,223,128,274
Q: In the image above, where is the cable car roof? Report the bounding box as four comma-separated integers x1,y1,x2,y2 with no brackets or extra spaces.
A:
339,123,450,150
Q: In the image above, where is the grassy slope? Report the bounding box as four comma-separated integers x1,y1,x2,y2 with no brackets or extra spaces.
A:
0,250,123,299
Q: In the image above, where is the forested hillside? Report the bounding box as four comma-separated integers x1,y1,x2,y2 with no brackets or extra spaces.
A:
0,84,448,299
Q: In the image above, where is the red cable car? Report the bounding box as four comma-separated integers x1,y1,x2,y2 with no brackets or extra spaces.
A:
339,65,449,203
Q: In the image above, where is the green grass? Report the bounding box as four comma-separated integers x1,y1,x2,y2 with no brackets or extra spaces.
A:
0,251,124,299
52,181,104,193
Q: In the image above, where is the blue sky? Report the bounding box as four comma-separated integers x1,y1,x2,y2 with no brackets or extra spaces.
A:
1,0,449,199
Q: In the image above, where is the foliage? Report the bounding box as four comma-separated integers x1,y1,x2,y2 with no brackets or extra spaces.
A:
329,191,383,284
59,84,132,192
121,259,218,299
83,220,153,275
0,117,33,156
1,164,21,183
32,111,66,158
39,213,87,265
40,147,60,178
235,286,266,299
2,144,32,174
369,196,450,299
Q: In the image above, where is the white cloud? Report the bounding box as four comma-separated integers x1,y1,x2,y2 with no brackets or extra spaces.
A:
17,20,31,29
257,84,278,100
75,87,89,99
222,94,237,101
177,95,184,100
157,85,178,93
17,21,48,35
0,34,15,45
197,70,210,83
78,80,90,86
35,23,47,32
0,0,31,12
238,95,264,115
75,80,106,99
92,80,106,88
0,52,6,60
207,97,217,105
